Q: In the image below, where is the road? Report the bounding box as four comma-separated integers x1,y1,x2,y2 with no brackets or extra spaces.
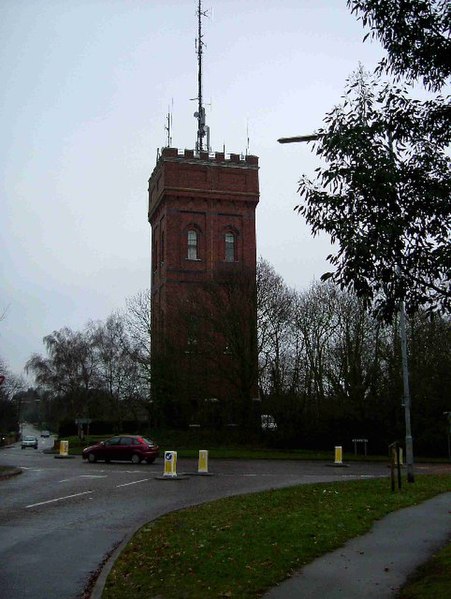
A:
0,430,391,599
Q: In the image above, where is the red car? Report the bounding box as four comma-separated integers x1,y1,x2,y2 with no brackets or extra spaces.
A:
82,435,159,464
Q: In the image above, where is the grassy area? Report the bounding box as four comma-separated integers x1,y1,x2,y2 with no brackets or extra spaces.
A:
61,435,382,461
398,543,451,598
59,431,388,461
102,474,450,599
61,430,449,462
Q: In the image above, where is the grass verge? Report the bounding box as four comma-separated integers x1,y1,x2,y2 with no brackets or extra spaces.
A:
397,542,451,599
60,435,399,462
102,474,450,599
62,432,448,462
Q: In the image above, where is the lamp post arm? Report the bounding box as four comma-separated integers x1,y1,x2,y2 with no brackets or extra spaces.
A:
277,134,320,144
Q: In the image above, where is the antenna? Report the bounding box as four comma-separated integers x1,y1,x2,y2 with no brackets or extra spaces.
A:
193,0,209,153
246,119,250,156
164,100,173,147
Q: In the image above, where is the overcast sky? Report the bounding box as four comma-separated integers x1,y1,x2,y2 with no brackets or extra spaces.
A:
1,0,385,377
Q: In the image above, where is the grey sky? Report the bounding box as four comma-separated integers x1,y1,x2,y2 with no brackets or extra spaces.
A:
1,0,384,376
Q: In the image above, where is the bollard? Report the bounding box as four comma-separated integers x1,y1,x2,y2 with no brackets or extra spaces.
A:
59,440,69,457
163,451,177,477
198,450,209,474
334,446,343,465
155,450,188,480
395,447,404,466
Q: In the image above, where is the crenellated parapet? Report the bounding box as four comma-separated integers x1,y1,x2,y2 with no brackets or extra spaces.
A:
157,146,258,166
148,147,259,221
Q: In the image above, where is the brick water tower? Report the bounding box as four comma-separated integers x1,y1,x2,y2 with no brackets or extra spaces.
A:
148,148,259,427
147,2,260,427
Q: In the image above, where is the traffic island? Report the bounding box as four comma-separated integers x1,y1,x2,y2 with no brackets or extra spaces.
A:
0,467,22,480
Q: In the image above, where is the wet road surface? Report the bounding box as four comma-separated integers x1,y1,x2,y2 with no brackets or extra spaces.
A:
1,441,391,599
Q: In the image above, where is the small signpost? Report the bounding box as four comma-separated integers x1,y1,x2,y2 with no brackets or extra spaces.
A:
352,438,368,456
75,418,92,439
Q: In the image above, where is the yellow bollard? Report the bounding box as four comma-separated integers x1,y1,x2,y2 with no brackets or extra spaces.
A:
163,451,177,477
334,446,343,465
59,440,69,457
198,450,209,474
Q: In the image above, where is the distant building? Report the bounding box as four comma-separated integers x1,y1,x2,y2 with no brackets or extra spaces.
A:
148,147,260,427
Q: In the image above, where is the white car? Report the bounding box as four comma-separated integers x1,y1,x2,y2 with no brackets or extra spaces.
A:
21,435,38,449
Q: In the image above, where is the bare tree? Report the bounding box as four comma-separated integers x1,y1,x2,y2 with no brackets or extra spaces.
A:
0,356,25,434
91,314,143,425
26,327,98,420
124,290,152,403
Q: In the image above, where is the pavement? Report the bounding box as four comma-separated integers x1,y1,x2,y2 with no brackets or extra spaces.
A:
263,491,451,599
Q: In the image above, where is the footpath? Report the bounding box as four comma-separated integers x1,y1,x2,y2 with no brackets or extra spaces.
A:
263,491,451,599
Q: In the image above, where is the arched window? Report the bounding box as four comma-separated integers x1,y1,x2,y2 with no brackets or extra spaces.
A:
224,232,235,262
187,229,198,260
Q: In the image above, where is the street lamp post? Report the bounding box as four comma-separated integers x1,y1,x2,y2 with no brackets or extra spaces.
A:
278,133,415,482
444,412,451,461
399,297,414,482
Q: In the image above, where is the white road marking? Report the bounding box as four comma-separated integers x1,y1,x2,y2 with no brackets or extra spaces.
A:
220,473,259,477
58,475,107,482
116,479,149,488
19,467,43,471
26,491,93,508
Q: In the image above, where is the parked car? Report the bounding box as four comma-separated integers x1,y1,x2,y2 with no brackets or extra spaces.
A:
40,430,50,438
21,435,38,449
82,435,159,464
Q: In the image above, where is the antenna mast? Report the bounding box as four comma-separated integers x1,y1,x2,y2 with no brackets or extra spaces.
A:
194,0,209,153
165,100,173,147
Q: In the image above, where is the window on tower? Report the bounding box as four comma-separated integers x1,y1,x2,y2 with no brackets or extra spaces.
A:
225,232,235,262
187,229,199,260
